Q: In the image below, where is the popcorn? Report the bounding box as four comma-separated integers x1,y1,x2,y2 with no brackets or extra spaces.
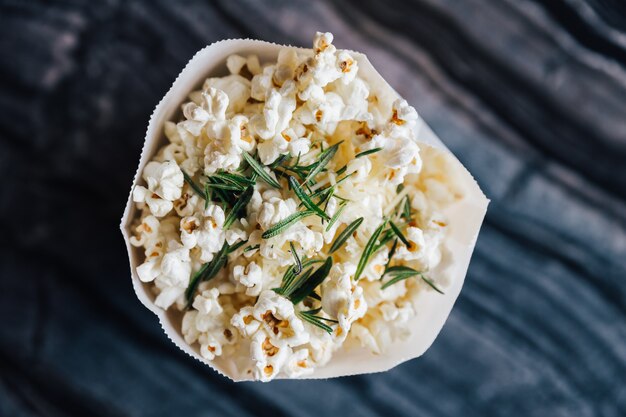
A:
320,263,367,340
132,160,184,217
226,54,247,75
180,204,226,262
182,289,238,360
232,261,263,296
126,32,469,381
203,75,251,114
232,290,310,380
250,82,297,146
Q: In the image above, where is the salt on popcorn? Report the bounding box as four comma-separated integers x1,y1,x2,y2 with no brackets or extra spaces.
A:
122,32,488,381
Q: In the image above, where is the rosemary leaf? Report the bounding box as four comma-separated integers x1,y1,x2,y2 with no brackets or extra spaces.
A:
385,265,419,274
242,152,281,189
336,165,347,176
281,266,314,296
269,153,289,169
243,244,260,252
421,275,445,294
289,257,333,304
381,272,414,290
223,187,253,230
355,147,383,158
205,182,243,192
282,258,323,291
355,219,388,281
325,203,347,232
308,291,321,301
204,182,210,210
380,265,444,293
182,170,205,198
298,310,333,333
402,196,412,221
303,142,341,184
290,242,302,274
289,176,330,221
383,238,398,276
262,210,315,239
329,217,363,254
374,228,396,253
185,242,230,307
389,221,410,246
213,172,255,188
228,239,249,253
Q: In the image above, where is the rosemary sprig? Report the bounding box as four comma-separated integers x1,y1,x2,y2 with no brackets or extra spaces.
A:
261,210,315,239
303,142,341,184
298,307,338,334
389,221,410,246
205,182,243,192
185,241,231,307
277,258,323,294
380,265,444,293
289,176,330,221
223,186,253,229
289,257,333,304
242,151,281,189
325,202,347,232
290,242,302,274
354,147,383,159
329,217,363,254
182,170,205,199
355,219,388,281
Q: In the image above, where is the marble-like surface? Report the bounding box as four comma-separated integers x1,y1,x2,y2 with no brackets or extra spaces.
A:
1,1,625,416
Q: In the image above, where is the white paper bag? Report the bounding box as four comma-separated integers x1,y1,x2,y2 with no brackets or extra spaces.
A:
121,39,489,381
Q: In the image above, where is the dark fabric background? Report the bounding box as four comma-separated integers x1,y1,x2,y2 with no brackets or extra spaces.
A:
1,1,625,416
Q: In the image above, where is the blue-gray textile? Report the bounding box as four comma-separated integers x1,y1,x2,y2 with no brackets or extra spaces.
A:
1,1,625,416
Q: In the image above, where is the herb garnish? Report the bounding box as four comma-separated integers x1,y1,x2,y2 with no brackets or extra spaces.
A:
289,242,302,274
223,186,253,229
325,202,347,232
274,257,333,305
242,151,281,189
297,307,338,334
383,238,398,275
243,244,260,252
289,257,333,304
261,210,315,239
402,196,412,221
182,170,206,198
336,146,382,175
288,176,330,221
185,241,230,307
329,217,363,254
380,265,444,293
354,220,388,281
389,221,410,246
303,142,341,185
354,147,382,159
272,142,342,184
